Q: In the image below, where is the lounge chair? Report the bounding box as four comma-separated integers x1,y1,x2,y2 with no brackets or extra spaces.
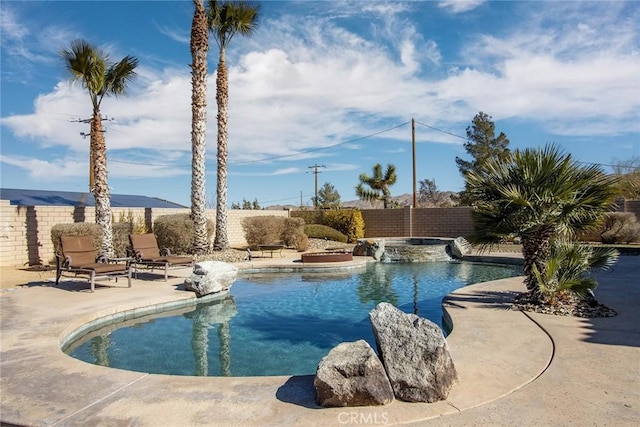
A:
55,235,131,292
129,233,193,281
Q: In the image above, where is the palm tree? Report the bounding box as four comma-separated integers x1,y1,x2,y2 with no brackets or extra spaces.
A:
465,144,619,297
355,163,397,208
532,240,619,304
190,0,210,254
208,0,259,250
60,40,138,256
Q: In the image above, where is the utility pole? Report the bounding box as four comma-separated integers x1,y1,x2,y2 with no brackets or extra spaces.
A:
412,118,417,208
71,116,111,192
307,164,326,209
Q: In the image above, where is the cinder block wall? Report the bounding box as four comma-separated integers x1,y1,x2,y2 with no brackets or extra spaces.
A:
624,200,640,221
3,200,638,267
0,200,29,267
411,207,474,238
361,209,406,237
0,204,288,267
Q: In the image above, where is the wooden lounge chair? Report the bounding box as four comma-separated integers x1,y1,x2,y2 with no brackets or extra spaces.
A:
129,233,193,281
55,235,131,292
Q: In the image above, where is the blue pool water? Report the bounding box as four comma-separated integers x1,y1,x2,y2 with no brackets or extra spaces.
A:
66,261,520,376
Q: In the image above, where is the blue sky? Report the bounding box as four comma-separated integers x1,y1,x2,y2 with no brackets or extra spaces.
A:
2,0,639,208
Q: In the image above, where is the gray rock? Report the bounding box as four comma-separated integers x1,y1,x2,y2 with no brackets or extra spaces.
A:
184,261,238,297
353,239,385,261
448,237,471,259
369,302,457,403
314,340,394,407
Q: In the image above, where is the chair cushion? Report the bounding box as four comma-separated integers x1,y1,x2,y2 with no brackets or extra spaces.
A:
149,256,193,265
129,233,161,259
61,236,97,267
78,263,129,274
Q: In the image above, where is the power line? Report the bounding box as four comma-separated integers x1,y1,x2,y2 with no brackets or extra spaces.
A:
414,119,467,141
107,121,411,168
229,121,410,166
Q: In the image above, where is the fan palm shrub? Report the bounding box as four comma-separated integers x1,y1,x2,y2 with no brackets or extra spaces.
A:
465,144,619,299
533,240,619,305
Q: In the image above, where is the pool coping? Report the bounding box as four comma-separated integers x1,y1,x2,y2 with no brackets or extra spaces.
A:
0,254,582,425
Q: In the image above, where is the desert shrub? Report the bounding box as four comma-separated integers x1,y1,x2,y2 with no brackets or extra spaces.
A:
290,210,324,225
323,209,365,243
50,223,102,258
117,210,148,234
600,212,640,244
281,217,309,251
242,216,286,246
304,224,348,243
289,231,309,252
112,222,134,257
153,214,213,254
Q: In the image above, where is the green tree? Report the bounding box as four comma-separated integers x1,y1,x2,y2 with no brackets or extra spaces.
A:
190,0,210,254
60,40,138,256
456,112,510,205
316,182,341,208
355,163,397,208
466,144,619,298
231,198,260,209
417,178,454,207
208,0,260,250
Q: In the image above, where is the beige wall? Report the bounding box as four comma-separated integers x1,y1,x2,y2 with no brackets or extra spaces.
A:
0,201,289,267
2,200,638,267
360,206,474,238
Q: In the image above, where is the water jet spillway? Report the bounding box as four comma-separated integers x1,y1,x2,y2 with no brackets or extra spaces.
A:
378,238,453,262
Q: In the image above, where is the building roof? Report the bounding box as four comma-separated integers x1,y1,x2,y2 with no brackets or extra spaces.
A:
0,188,187,209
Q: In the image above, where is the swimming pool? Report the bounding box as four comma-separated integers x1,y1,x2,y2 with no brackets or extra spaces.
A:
65,261,520,376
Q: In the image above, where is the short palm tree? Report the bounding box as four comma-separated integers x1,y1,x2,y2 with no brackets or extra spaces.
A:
533,240,619,304
208,0,259,250
60,40,138,256
190,0,210,254
356,163,397,209
465,144,619,297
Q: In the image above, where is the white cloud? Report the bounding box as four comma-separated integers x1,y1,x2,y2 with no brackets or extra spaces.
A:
2,1,639,187
438,0,486,14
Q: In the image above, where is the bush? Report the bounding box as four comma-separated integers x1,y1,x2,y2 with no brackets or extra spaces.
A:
117,210,148,234
281,217,309,251
113,222,134,257
242,216,286,247
290,210,324,225
600,212,640,244
153,214,213,254
323,209,365,243
242,216,310,250
51,223,102,261
304,224,348,243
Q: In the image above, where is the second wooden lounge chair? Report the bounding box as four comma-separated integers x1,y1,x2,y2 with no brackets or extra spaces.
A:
129,233,194,281
56,235,131,292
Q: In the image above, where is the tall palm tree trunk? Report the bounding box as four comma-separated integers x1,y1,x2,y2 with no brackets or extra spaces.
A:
190,0,210,254
91,112,114,257
214,49,229,250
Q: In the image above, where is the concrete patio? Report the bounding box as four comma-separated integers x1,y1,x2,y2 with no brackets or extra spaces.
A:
1,254,638,426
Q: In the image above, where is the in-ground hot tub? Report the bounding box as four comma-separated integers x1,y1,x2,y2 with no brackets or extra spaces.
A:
301,251,353,263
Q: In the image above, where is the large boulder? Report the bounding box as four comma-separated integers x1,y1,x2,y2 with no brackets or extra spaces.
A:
314,340,394,407
447,237,472,259
369,302,457,403
352,239,385,261
184,261,238,297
